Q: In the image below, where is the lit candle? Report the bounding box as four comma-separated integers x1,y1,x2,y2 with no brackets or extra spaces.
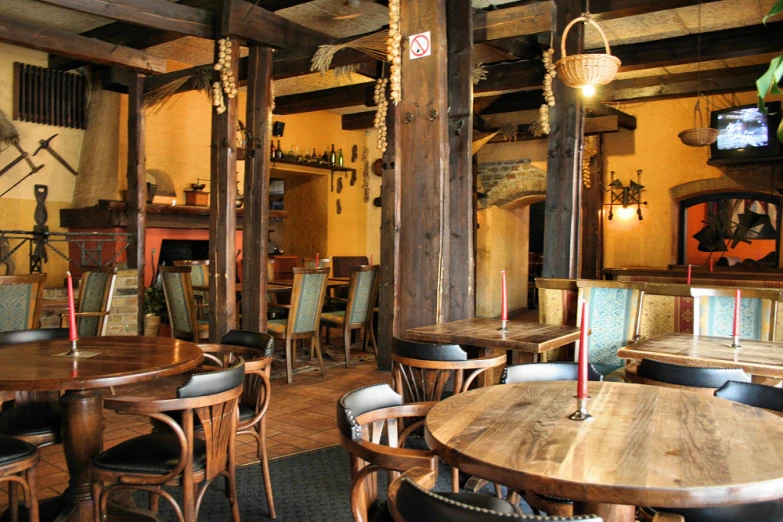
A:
577,299,589,400
66,271,78,342
315,253,319,268
501,270,508,321
733,288,741,339
687,264,692,285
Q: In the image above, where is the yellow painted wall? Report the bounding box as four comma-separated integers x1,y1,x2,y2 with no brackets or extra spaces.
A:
0,43,83,284
476,206,529,317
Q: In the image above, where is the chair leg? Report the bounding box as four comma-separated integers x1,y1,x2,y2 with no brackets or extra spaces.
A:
367,321,378,358
9,480,18,522
26,466,38,522
91,480,104,522
451,467,459,493
258,421,276,519
285,337,294,384
344,327,351,368
312,335,326,377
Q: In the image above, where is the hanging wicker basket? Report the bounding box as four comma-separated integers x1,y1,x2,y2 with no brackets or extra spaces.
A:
555,15,621,88
679,102,717,147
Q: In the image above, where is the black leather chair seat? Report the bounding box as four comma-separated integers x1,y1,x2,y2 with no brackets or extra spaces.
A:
440,492,516,514
0,401,60,437
643,502,783,522
0,433,36,465
238,403,255,423
92,433,206,475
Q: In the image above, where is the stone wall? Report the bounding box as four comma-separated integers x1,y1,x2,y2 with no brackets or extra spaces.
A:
477,160,547,208
40,268,139,335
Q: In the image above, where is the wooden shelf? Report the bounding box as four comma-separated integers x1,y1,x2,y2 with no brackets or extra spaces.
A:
271,157,355,173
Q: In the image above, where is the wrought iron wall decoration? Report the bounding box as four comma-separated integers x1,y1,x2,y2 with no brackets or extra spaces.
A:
605,169,647,220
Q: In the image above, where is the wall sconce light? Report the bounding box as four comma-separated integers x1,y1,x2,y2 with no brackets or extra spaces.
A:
606,169,647,220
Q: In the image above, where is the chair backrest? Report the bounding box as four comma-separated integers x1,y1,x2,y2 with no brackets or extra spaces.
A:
391,338,506,402
286,267,329,335
332,256,369,278
689,286,782,341
337,383,437,522
0,327,68,345
389,468,603,522
160,265,201,342
635,358,750,390
535,278,578,326
219,330,274,428
344,265,379,327
714,380,783,414
576,280,645,375
76,266,117,336
0,274,47,332
637,283,696,339
501,362,603,384
174,260,209,286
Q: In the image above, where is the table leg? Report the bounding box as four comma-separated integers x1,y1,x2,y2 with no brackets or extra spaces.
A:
60,389,103,522
510,351,536,366
576,502,635,522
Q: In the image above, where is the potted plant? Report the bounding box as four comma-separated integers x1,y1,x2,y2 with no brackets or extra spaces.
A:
143,249,166,336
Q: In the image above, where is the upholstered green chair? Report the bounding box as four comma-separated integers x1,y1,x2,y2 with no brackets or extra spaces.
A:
576,280,645,378
71,266,117,337
174,260,209,319
0,274,46,333
691,286,782,341
535,278,578,361
320,265,379,366
160,265,209,343
266,267,329,384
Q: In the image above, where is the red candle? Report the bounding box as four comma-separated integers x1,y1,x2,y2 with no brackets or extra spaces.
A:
500,270,508,321
733,288,741,338
577,299,589,400
709,258,714,272
369,253,373,265
315,253,319,268
66,271,78,342
687,264,692,285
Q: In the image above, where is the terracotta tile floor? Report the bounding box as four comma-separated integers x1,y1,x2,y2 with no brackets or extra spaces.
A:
1,356,389,510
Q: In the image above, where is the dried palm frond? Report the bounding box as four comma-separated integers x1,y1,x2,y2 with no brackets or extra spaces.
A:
193,66,214,96
334,64,360,78
472,63,488,85
500,122,518,141
144,76,190,114
471,130,500,155
0,110,20,145
311,31,388,74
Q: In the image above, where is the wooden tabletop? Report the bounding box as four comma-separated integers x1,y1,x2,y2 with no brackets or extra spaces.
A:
406,318,581,353
618,333,783,379
0,336,203,391
426,381,783,521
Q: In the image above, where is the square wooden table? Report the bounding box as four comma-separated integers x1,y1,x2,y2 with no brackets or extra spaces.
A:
618,332,783,383
406,318,582,365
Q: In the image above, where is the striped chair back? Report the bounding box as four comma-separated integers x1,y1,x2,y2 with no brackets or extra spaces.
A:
288,267,329,335
0,274,46,332
160,265,203,342
345,265,379,326
76,266,117,336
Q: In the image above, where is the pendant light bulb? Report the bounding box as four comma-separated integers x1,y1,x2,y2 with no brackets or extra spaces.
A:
582,84,596,97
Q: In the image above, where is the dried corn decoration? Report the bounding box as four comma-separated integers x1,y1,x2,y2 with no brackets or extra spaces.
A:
212,37,237,114
374,78,389,153
362,133,370,203
537,47,557,135
387,0,402,103
582,136,598,189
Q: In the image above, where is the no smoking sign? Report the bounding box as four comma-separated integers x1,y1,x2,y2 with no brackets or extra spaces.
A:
408,31,431,59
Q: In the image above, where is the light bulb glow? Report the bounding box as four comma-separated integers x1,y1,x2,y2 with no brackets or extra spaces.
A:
582,84,596,97
616,206,635,220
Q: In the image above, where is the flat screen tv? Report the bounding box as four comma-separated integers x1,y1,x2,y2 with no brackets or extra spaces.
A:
710,102,782,161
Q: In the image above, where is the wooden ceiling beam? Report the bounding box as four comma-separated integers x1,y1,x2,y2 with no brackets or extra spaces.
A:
475,60,544,97
589,0,720,21
222,0,334,48
273,83,376,115
612,21,783,71
473,2,550,42
0,16,166,74
600,64,768,102
35,0,214,38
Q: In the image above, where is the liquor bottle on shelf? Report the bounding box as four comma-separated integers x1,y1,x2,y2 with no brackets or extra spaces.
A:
329,144,336,165
311,147,318,162
321,149,329,163
270,141,276,160
337,148,344,167
275,140,283,159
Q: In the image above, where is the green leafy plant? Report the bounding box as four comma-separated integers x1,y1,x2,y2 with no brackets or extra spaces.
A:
144,287,166,316
757,0,783,142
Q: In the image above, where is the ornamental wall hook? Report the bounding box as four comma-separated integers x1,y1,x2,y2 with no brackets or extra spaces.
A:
402,112,414,124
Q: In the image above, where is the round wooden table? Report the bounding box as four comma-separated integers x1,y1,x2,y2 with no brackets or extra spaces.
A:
425,381,783,522
0,336,203,522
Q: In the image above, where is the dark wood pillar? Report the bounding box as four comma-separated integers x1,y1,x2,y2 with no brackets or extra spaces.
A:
542,0,583,279
446,0,475,320
127,72,146,335
209,36,239,341
580,135,603,279
378,100,396,371
242,44,273,332
392,0,473,338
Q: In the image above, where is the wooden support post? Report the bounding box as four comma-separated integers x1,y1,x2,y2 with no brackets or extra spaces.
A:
542,0,583,279
378,101,396,371
209,35,239,341
126,71,146,335
242,44,273,333
446,0,475,321
580,135,603,279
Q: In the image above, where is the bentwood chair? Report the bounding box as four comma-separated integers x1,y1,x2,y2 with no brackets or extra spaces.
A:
391,338,506,493
714,380,783,415
0,328,68,447
203,330,276,519
160,265,209,343
267,267,329,384
0,434,40,522
0,274,46,332
337,383,438,522
320,265,379,366
91,358,245,522
69,266,117,337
